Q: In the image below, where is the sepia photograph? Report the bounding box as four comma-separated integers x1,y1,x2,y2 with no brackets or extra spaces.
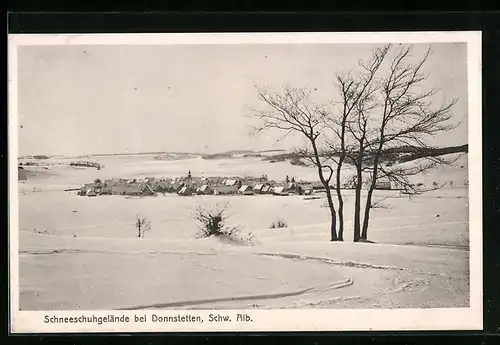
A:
8,32,482,332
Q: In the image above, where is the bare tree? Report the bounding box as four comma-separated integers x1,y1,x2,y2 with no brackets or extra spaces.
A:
249,44,458,244
326,45,391,241
136,216,151,238
357,44,459,241
249,85,340,241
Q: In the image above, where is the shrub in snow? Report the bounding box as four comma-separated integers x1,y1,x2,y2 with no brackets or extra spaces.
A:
33,229,53,235
270,218,287,229
195,203,239,239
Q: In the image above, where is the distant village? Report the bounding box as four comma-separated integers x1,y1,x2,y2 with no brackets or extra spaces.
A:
77,171,318,197
18,162,395,197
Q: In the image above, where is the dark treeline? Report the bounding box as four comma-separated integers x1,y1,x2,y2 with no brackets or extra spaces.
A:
263,144,468,166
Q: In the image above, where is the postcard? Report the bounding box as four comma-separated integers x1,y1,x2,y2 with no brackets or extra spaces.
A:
8,31,482,333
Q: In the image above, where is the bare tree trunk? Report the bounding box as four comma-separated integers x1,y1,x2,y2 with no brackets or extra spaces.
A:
361,184,376,240
361,130,384,241
325,187,338,241
335,162,344,241
334,118,347,242
311,140,338,242
353,165,363,242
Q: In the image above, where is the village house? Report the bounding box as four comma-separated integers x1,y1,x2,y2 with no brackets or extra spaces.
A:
178,186,193,196
213,185,238,195
299,184,314,195
196,185,214,195
253,183,265,194
272,186,288,196
271,182,296,196
123,182,157,196
261,185,273,194
173,181,186,193
251,181,274,194
224,179,239,187
80,185,97,196
79,181,103,196
286,182,297,193
238,185,254,195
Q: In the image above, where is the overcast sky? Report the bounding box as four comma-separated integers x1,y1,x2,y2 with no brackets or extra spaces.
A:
17,42,468,156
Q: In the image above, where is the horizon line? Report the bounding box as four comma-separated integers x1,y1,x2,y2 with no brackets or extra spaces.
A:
18,143,469,159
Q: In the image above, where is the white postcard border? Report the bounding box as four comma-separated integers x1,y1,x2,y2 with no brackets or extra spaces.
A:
8,31,483,333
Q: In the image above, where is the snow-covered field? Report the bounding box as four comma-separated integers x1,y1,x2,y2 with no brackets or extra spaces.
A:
17,153,470,310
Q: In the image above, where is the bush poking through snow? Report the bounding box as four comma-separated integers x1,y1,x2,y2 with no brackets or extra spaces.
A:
33,228,54,236
270,218,287,229
195,202,239,239
136,216,151,238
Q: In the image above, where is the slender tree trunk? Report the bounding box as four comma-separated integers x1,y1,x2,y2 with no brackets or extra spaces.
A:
353,165,363,242
335,157,345,241
361,185,375,239
361,131,384,241
336,191,344,241
325,187,338,241
310,138,338,241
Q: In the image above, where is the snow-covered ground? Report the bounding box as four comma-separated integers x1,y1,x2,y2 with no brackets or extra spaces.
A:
16,153,470,310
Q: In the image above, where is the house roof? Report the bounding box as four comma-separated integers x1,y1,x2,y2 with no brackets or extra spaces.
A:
273,186,285,193
253,184,263,189
200,185,211,191
225,179,238,186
